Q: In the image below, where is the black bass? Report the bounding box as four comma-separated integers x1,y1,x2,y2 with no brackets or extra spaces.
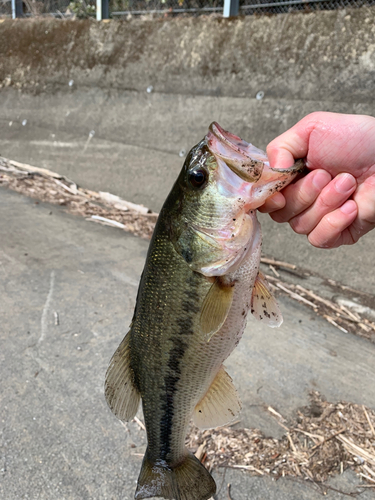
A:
105,123,304,500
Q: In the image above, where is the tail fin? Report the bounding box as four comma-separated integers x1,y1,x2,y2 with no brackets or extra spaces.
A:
135,449,216,500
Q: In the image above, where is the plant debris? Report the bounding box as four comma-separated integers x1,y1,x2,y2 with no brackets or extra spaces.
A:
3,156,375,495
0,156,158,239
186,392,375,495
1,155,375,341
262,273,375,341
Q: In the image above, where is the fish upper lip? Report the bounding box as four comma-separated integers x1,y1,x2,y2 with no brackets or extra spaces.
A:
205,122,306,207
206,122,265,183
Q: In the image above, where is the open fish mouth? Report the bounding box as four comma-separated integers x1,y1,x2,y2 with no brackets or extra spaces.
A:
206,122,266,183
206,122,306,209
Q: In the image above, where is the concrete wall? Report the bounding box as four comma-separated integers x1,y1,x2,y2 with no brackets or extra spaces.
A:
1,8,375,292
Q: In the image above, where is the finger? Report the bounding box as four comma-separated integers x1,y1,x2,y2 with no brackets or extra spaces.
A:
270,170,331,223
289,173,357,235
266,112,324,169
258,192,286,213
267,133,305,170
347,175,375,242
307,200,358,248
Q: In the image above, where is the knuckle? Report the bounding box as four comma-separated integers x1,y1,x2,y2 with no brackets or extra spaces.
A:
315,195,334,213
289,216,309,235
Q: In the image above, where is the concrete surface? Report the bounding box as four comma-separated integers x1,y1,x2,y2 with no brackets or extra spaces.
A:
1,8,375,294
1,8,375,498
1,187,374,499
1,88,375,296
1,10,375,102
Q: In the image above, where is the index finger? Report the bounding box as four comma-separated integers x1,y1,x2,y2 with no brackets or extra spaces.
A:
266,112,328,169
266,131,307,170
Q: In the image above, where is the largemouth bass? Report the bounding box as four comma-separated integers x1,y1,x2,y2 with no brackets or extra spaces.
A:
105,123,305,500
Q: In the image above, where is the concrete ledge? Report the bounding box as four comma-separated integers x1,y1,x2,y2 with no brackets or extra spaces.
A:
1,8,375,101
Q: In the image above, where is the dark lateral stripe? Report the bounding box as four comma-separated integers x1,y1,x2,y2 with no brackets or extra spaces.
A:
158,274,200,460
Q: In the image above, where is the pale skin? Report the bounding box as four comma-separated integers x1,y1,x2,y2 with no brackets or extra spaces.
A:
259,112,375,248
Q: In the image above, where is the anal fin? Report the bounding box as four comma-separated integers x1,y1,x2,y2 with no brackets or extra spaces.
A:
105,332,140,422
193,366,241,429
251,271,282,327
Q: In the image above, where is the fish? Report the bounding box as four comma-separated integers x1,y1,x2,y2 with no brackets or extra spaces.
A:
104,122,305,500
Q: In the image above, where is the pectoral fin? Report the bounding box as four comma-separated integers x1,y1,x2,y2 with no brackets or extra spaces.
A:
105,332,141,422
200,277,235,341
193,365,241,429
251,271,282,327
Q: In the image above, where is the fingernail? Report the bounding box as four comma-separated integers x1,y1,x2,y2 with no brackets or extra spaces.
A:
335,173,356,194
340,200,357,215
312,171,330,190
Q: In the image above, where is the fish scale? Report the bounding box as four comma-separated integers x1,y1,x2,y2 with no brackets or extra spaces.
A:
104,122,305,500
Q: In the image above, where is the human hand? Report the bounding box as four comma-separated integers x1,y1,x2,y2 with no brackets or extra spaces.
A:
259,112,375,248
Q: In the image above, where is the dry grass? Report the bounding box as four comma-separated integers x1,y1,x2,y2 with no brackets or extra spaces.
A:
187,392,375,495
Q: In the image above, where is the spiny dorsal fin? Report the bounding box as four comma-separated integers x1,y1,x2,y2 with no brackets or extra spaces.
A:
200,277,235,341
251,271,282,327
193,365,241,429
105,332,140,422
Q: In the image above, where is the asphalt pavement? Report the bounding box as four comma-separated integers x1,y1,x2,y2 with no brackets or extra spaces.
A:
1,188,374,500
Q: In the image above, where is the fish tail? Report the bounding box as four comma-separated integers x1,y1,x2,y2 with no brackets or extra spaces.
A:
135,448,216,500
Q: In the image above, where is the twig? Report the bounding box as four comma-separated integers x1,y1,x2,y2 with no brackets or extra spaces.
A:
287,433,297,453
227,483,233,500
336,435,375,467
269,264,280,277
276,283,317,308
52,178,78,195
309,428,346,452
225,464,265,475
267,406,289,430
98,191,152,215
195,440,206,461
133,416,146,431
260,257,296,270
8,159,68,180
293,428,323,445
363,464,375,478
323,315,348,333
88,215,126,229
363,405,375,437
296,285,356,322
267,406,285,421
359,473,375,484
339,304,361,322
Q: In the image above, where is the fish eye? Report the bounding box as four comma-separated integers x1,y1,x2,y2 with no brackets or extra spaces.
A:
188,168,208,189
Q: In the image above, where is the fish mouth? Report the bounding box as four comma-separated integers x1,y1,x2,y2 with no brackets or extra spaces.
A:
206,122,306,208
206,122,265,183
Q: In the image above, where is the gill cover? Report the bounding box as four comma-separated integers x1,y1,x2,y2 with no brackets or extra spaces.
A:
170,123,305,275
